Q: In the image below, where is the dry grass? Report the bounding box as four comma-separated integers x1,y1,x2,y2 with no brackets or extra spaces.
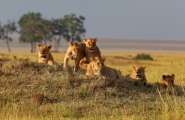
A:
0,52,185,120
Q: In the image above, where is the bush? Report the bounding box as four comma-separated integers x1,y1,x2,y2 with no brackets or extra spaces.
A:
134,53,153,60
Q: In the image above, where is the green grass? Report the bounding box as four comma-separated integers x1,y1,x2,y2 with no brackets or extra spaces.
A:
134,53,154,60
0,52,185,120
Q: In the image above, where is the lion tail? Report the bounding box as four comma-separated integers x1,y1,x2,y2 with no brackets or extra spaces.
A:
79,57,88,69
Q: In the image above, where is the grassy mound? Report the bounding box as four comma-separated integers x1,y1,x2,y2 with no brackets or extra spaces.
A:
0,56,185,120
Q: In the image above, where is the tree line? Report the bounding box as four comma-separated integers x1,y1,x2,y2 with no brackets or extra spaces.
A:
0,12,86,52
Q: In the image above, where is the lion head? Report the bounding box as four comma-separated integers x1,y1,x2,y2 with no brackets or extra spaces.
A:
38,44,52,60
132,66,146,80
161,74,175,89
83,38,97,53
69,42,80,59
89,57,104,76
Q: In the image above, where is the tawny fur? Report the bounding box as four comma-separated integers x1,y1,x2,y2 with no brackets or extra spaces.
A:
79,57,123,80
125,66,147,85
83,38,102,63
63,42,86,71
37,44,54,65
161,74,175,89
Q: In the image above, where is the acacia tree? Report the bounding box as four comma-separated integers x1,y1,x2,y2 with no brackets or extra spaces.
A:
62,14,86,42
50,14,86,52
40,19,53,45
18,12,52,52
0,21,17,52
51,18,69,52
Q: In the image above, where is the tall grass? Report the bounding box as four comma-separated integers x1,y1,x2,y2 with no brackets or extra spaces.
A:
0,52,185,120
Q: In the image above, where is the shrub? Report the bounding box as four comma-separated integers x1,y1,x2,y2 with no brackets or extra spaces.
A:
134,53,153,60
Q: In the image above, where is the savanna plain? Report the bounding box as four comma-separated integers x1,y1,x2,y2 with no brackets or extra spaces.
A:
0,49,185,120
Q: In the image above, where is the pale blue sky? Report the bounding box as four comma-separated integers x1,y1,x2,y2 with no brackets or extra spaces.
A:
1,0,185,40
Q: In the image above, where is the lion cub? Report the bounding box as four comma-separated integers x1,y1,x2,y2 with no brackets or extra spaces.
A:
161,74,175,89
37,44,54,65
63,42,86,71
79,57,123,80
83,38,101,63
125,66,147,85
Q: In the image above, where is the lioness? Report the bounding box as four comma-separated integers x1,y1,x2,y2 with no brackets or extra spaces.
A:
79,57,123,80
63,42,86,71
83,38,101,63
38,44,54,65
125,66,147,85
161,74,175,89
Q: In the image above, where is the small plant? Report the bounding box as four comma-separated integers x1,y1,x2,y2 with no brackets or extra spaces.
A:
134,53,153,60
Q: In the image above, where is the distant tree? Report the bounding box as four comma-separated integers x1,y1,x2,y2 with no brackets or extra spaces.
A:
62,14,86,42
51,18,69,52
50,14,86,52
0,21,17,52
18,12,52,52
40,19,53,45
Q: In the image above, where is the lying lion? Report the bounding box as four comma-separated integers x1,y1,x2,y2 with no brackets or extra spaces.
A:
161,74,175,89
79,57,123,80
83,38,101,63
63,42,86,71
37,44,54,65
125,66,147,85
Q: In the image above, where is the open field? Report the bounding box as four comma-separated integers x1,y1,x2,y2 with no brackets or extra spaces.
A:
0,51,185,120
1,36,185,53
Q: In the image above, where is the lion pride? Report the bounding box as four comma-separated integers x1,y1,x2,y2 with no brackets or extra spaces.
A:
37,44,54,65
125,66,147,85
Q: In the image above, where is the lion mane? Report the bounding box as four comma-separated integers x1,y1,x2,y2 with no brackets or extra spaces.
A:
37,44,54,65
125,66,147,85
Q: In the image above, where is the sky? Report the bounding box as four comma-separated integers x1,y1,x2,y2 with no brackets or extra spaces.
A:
1,0,185,40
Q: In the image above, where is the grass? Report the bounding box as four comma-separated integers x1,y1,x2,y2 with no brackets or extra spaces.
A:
134,53,154,60
0,52,185,120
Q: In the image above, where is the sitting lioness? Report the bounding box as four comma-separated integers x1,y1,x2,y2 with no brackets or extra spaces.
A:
83,38,101,63
125,66,147,85
161,74,175,89
79,57,123,80
63,42,86,71
38,44,54,65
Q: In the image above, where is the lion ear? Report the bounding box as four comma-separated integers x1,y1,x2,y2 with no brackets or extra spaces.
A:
83,39,87,43
69,42,73,46
94,38,98,41
46,44,52,50
133,66,136,70
82,57,86,61
74,42,80,47
95,57,100,61
171,74,175,79
162,75,166,79
102,57,106,62
143,66,146,69
90,57,95,62
38,44,42,48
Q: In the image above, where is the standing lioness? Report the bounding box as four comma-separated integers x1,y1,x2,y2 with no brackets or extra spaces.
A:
63,42,86,71
38,44,54,65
